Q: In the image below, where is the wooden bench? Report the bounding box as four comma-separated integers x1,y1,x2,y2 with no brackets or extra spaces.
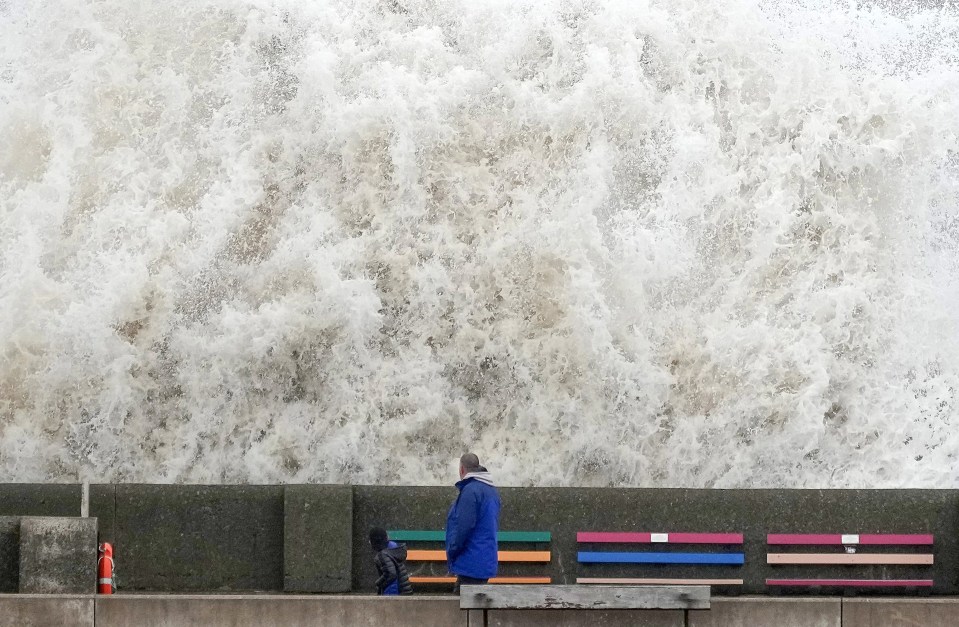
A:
765,533,934,588
388,529,552,585
460,583,710,610
577,531,745,586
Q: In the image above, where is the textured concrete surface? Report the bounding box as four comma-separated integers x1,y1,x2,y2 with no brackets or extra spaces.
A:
0,484,80,517
18,517,97,594
284,484,352,592
0,595,94,627
89,484,116,544
95,594,463,627
0,517,19,593
843,598,959,627
688,597,841,627
486,609,684,626
114,485,284,591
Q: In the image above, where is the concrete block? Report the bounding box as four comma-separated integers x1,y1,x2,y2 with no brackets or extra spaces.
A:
283,484,352,592
0,484,80,517
19,517,97,594
115,485,284,591
486,609,684,626
687,597,840,627
95,594,464,627
0,595,93,627
0,518,19,592
89,484,116,543
843,598,959,627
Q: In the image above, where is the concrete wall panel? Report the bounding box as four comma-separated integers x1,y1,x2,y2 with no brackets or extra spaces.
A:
95,594,463,627
19,517,97,594
283,484,352,592
89,484,116,544
486,609,684,626
0,517,19,593
688,597,840,627
843,598,959,627
0,595,93,627
0,484,80,517
114,485,284,591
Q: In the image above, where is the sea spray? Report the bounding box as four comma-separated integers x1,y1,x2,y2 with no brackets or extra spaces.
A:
1,0,958,486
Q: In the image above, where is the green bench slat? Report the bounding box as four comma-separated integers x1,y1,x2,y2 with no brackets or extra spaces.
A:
388,530,550,542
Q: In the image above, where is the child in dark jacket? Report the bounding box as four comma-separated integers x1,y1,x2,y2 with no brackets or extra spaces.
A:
369,527,413,595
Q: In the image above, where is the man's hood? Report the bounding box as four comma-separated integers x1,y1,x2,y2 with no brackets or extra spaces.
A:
459,468,495,487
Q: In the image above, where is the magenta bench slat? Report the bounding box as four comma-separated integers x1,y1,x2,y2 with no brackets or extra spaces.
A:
578,532,743,544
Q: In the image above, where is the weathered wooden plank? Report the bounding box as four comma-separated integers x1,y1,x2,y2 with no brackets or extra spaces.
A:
459,584,710,610
767,553,933,565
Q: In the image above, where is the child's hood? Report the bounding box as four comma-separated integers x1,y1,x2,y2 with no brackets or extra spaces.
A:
384,543,408,562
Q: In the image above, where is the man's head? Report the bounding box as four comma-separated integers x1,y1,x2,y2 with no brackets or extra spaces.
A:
459,452,481,479
369,527,389,552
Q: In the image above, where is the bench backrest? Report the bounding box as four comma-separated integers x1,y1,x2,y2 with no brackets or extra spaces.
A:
576,530,745,586
765,532,935,588
387,529,552,585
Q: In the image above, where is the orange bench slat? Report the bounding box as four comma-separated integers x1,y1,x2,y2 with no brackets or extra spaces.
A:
407,550,551,562
410,576,552,584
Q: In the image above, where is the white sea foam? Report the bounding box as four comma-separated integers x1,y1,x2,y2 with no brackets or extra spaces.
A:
1,0,958,486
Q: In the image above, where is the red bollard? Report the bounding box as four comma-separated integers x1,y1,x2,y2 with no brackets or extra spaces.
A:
97,543,114,594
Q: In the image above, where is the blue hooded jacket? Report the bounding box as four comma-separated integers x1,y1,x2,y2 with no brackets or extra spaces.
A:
445,470,500,579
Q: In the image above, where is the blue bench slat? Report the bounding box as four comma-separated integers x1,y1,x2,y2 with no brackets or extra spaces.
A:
578,551,745,565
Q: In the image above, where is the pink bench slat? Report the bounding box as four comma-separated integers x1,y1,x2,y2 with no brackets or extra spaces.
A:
767,534,933,545
577,532,743,544
767,579,933,587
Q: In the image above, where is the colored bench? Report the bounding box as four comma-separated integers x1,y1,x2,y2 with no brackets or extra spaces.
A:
388,530,552,585
576,531,745,586
765,533,934,588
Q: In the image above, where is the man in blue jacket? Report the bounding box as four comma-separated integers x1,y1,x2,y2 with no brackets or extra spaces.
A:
445,452,501,591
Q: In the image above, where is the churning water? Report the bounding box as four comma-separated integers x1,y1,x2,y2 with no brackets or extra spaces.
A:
1,0,959,486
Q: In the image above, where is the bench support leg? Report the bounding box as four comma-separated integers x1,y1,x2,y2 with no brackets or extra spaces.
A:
466,609,486,627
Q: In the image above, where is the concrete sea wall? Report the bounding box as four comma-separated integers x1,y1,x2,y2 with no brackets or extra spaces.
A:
2,484,959,594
